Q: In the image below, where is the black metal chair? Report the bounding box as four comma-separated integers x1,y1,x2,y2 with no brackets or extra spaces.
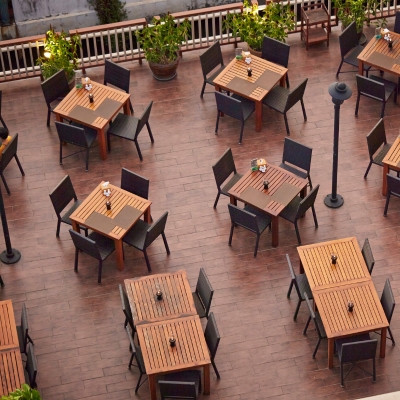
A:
0,134,25,195
55,121,97,171
375,278,396,344
212,148,243,208
262,79,308,136
384,174,400,216
228,204,272,258
355,74,397,119
214,91,255,144
193,268,214,319
280,137,313,188
40,69,70,126
394,11,400,34
0,91,8,130
107,101,154,161
159,381,198,400
279,184,320,245
69,230,115,284
24,344,38,389
104,59,134,113
119,284,136,342
335,337,377,387
16,303,34,356
161,370,201,393
286,254,313,321
336,22,371,77
122,211,170,272
361,238,375,274
199,40,226,98
205,312,221,379
262,36,290,87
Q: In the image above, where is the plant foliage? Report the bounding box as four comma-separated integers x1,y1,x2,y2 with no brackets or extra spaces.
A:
0,384,42,400
87,0,127,25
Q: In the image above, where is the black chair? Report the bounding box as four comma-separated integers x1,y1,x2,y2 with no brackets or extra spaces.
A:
55,121,97,171
394,11,400,34
384,174,400,216
214,91,255,144
303,293,327,358
0,134,25,195
279,184,320,245
16,303,34,356
262,79,308,136
0,91,8,130
205,312,221,379
335,337,377,387
40,69,70,126
262,36,290,87
355,74,397,119
107,101,154,161
104,59,134,113
336,22,371,77
361,238,375,274
212,148,243,208
199,41,226,98
162,370,201,393
69,230,115,284
122,211,170,272
119,284,136,342
228,204,271,257
159,381,198,400
280,137,313,188
286,254,313,321
193,268,214,319
375,278,396,344
49,175,88,237
24,344,38,389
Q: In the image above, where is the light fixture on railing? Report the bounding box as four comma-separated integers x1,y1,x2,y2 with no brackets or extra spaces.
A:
44,51,51,59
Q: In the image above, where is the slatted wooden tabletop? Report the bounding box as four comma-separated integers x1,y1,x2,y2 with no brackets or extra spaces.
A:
125,270,196,325
0,301,19,351
383,136,400,169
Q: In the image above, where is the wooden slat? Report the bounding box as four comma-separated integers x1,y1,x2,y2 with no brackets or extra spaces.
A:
0,301,19,351
383,136,400,168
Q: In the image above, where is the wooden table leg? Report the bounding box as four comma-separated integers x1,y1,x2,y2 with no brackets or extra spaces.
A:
123,99,131,116
382,164,389,196
71,221,80,233
144,206,151,223
380,327,387,358
203,364,210,395
55,114,62,122
229,194,237,206
148,374,157,400
255,100,262,132
271,215,279,248
358,60,364,76
280,74,286,88
328,338,334,369
97,128,107,160
114,239,124,271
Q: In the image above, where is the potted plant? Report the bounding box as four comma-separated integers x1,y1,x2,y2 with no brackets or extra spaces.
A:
135,13,191,81
224,0,295,55
1,384,42,400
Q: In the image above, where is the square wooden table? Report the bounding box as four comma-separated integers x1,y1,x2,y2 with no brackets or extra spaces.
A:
53,81,131,160
136,315,211,400
70,182,151,270
124,270,197,325
228,165,308,247
382,136,400,196
213,55,287,132
0,300,25,396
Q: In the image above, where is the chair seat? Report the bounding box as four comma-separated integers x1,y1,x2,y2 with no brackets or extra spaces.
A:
336,333,371,357
279,162,308,179
61,200,83,225
231,94,256,119
220,173,243,196
373,143,392,166
108,113,139,140
369,75,397,101
193,293,206,318
88,231,115,260
16,325,24,353
297,273,313,301
122,219,151,251
315,311,327,338
71,122,98,144
161,370,201,393
244,205,272,232
262,85,289,113
279,196,302,223
344,46,371,71
206,65,226,85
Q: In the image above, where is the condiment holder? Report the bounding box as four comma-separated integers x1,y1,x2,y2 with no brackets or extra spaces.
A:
89,93,94,103
156,289,163,300
347,301,354,312
331,254,337,265
235,48,243,60
263,180,269,190
106,201,111,211
247,67,252,77
169,336,176,347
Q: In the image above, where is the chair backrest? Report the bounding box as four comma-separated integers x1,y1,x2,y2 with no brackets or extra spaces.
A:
199,40,224,78
25,344,38,388
69,229,102,261
119,284,134,329
228,203,260,234
361,238,375,274
49,175,77,218
339,21,359,58
159,381,197,400
282,137,312,174
304,292,324,339
356,74,385,102
381,278,395,324
125,325,136,352
212,148,237,189
133,342,146,374
41,69,70,105
261,36,290,68
20,303,29,353
104,59,130,94
387,174,400,196
195,268,214,316
215,91,244,121
296,184,320,220
121,168,149,199
204,312,220,360
0,134,18,172
340,339,378,364
366,119,387,161
55,121,91,148
395,11,400,34
135,101,153,139
286,254,302,299
285,79,308,112
144,211,169,249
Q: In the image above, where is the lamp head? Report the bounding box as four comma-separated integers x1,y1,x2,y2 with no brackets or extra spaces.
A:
328,82,352,103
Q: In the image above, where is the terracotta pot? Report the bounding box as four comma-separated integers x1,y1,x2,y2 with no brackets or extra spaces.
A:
247,46,262,58
148,57,180,81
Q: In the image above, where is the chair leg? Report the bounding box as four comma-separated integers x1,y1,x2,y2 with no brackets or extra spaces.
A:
303,315,311,334
336,60,344,78
200,81,207,98
307,175,313,189
215,112,220,134
74,249,79,272
134,140,143,161
294,299,302,321
283,113,290,136
1,173,10,195
312,338,321,359
388,327,395,345
135,372,144,393
27,334,34,345
129,100,134,114
287,280,294,298
143,249,152,272
372,357,376,381
340,362,344,387
85,148,90,172
0,116,8,130
56,219,61,237
212,359,220,379
0,274,4,287
355,93,361,116
300,99,307,121
146,122,154,143
98,260,103,284
213,191,221,209
59,141,63,165
286,73,290,88
161,232,170,254
364,161,373,179
384,193,391,216
128,352,135,369
239,121,244,144
254,233,260,257
228,222,234,246
14,155,25,176
107,133,111,152
381,102,386,119
294,221,302,245
46,108,51,127
311,205,318,228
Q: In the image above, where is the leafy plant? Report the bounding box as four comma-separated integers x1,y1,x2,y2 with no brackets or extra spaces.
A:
36,26,81,81
224,0,295,52
136,13,191,64
0,384,42,400
87,0,127,25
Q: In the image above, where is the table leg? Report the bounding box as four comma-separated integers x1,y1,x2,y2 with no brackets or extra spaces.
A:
328,338,334,369
148,374,157,400
380,327,387,358
358,60,364,76
114,239,124,271
255,100,262,132
55,114,62,122
71,221,80,233
144,206,151,223
215,84,224,117
203,364,210,395
280,74,286,88
299,260,304,274
382,164,389,196
97,128,107,160
123,99,130,116
271,215,279,248
229,194,237,206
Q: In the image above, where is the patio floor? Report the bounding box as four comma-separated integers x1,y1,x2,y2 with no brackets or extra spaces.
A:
1,22,400,400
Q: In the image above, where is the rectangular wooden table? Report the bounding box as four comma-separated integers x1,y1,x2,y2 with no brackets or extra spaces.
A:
0,300,25,396
124,270,197,325
228,165,308,247
136,315,211,400
382,136,400,196
213,55,287,132
53,81,131,160
70,181,151,270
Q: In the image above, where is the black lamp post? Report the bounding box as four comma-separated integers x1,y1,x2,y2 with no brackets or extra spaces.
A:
324,82,352,208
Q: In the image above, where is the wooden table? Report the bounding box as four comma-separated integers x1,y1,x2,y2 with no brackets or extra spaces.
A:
124,270,197,325
382,136,400,195
136,315,211,400
228,165,308,247
70,182,151,270
53,81,131,160
213,55,287,132
0,300,25,396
